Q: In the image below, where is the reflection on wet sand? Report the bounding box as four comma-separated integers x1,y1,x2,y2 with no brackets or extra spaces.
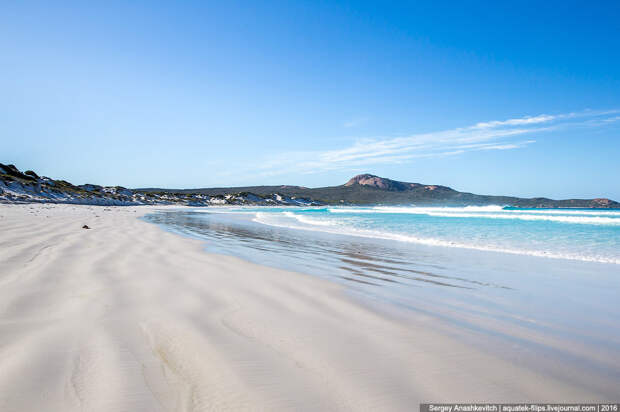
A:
144,210,510,291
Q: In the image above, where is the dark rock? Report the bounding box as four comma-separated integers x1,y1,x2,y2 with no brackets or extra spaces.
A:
0,163,36,181
82,225,90,229
24,170,40,179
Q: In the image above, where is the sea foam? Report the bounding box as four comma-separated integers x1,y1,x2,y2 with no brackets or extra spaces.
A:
252,207,620,264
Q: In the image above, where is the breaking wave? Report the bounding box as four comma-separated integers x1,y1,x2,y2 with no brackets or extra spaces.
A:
252,210,620,264
327,206,620,225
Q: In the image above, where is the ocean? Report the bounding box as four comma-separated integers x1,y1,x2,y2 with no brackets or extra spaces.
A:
146,205,620,266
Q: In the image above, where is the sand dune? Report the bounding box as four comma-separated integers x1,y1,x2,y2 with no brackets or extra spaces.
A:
0,204,614,411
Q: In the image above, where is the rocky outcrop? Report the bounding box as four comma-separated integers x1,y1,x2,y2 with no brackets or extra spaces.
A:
0,164,38,181
344,174,455,194
345,174,419,190
0,163,322,206
592,198,614,207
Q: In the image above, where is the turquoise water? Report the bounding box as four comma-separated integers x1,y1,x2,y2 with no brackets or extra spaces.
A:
214,205,620,264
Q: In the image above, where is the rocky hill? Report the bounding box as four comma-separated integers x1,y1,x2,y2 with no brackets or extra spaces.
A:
344,174,449,192
337,174,619,207
2,165,618,208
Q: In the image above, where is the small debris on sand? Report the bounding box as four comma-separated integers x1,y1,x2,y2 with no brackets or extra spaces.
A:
82,225,90,229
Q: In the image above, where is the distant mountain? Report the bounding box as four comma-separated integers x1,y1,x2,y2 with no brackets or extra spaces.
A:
344,173,448,192
2,164,618,208
138,173,619,208
335,174,618,207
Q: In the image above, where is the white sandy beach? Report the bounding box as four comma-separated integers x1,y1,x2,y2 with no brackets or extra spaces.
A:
0,204,615,411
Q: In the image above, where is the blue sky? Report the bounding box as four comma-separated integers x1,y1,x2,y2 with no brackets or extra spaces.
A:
2,1,620,199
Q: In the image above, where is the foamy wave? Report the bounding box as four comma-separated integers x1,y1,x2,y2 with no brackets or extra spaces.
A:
327,208,376,214
328,205,508,214
504,209,620,216
327,206,620,224
376,205,507,213
252,212,620,264
282,211,336,226
423,212,620,225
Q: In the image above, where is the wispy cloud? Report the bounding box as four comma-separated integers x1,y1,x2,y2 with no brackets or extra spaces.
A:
243,109,620,178
472,114,556,129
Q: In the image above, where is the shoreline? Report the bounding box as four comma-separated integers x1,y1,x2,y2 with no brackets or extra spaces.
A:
153,206,620,266
0,204,617,411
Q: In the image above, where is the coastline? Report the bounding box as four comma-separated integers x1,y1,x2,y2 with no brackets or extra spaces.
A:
0,204,617,411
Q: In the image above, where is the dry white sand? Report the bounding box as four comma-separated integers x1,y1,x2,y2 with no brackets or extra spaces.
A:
0,204,614,411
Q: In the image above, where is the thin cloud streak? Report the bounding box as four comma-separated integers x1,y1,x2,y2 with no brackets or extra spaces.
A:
245,109,620,178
